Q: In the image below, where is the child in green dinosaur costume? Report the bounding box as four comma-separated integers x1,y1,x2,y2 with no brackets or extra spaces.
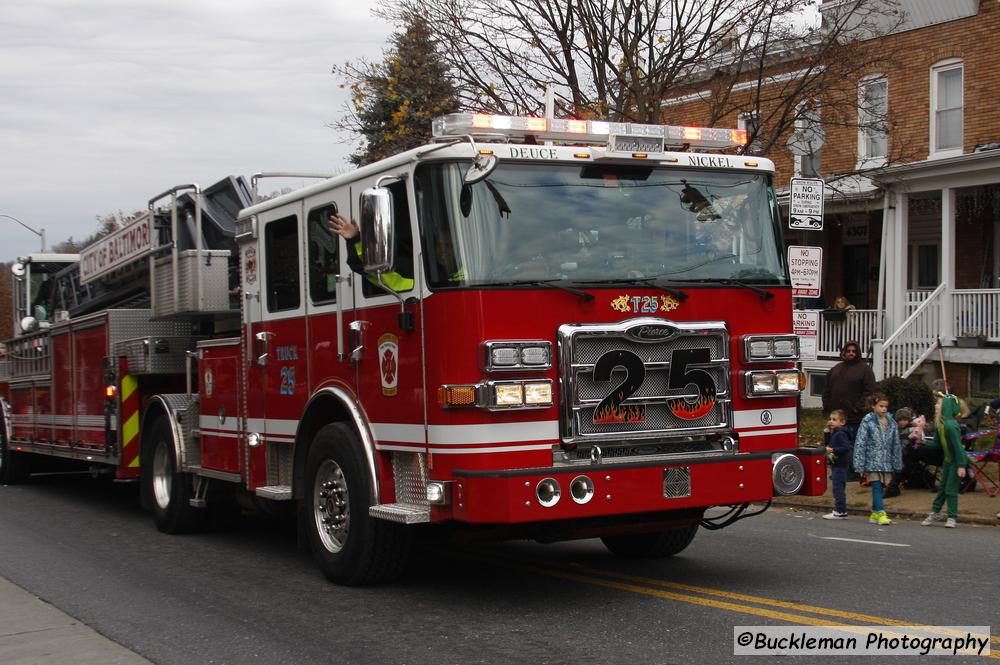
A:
921,393,969,528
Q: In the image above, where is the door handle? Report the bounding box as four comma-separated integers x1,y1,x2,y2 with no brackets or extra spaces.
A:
254,331,274,367
348,320,369,362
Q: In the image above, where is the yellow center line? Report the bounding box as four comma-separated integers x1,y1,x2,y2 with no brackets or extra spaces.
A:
500,560,998,658
569,564,1000,646
449,548,999,657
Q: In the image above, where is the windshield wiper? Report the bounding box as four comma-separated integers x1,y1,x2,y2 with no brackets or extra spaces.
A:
493,280,595,302
575,278,688,302
674,277,774,300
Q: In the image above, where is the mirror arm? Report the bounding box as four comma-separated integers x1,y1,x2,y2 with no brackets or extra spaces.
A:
374,273,414,332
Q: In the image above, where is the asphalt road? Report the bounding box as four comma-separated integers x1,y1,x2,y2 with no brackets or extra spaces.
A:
0,474,996,664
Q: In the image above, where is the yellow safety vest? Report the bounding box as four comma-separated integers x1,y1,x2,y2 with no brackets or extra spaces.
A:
354,243,414,292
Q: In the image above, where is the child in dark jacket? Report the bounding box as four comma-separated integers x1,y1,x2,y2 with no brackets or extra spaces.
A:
884,407,914,498
822,409,853,519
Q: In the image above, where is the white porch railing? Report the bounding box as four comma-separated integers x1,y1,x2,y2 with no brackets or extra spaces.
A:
812,309,884,359
873,283,946,380
906,289,931,316
952,289,1000,341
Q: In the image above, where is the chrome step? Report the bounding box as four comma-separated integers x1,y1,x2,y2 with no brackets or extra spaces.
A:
255,485,292,500
369,503,430,524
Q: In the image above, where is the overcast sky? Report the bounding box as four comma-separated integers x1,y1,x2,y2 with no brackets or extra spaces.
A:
0,0,390,261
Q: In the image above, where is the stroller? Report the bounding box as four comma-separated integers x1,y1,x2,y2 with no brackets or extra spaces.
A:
896,404,983,493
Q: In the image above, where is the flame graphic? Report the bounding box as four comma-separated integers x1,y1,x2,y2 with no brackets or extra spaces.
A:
668,389,716,420
593,401,647,424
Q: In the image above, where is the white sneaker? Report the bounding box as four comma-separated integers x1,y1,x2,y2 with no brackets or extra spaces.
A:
822,511,848,520
921,512,943,526
945,518,957,528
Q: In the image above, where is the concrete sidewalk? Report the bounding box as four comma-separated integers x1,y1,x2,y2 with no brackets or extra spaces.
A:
776,475,1000,525
0,576,150,665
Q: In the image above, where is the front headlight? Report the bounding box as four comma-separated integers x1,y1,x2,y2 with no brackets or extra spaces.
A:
745,370,802,398
748,339,772,359
751,372,777,395
743,334,800,362
490,346,519,367
484,340,553,371
776,371,800,392
524,382,553,405
494,383,524,406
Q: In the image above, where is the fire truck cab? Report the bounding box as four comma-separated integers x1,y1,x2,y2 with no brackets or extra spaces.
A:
1,114,825,585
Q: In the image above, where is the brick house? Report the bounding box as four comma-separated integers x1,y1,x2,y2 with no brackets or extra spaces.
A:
662,0,1000,405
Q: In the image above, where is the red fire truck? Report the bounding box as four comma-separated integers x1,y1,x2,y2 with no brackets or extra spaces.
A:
1,113,824,585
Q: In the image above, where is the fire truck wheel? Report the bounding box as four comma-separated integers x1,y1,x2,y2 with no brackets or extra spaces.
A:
600,524,698,558
304,423,412,585
0,426,31,485
142,417,205,534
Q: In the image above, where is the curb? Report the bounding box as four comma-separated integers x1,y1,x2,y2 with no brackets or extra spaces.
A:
772,499,1000,526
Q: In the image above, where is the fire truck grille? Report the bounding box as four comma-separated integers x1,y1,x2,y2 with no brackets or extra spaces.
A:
558,318,731,448
569,439,717,461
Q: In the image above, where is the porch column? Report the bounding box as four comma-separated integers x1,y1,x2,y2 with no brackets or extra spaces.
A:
941,187,956,342
876,190,891,336
888,191,908,332
994,210,999,288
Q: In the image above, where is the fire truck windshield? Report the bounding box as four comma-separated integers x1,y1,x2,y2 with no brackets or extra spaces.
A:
415,161,787,289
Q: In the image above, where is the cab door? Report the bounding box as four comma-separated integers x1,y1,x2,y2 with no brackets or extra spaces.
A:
351,178,426,462
303,195,355,404
244,206,308,489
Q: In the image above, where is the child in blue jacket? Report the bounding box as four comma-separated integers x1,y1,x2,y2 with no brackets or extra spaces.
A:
853,393,903,525
822,409,853,519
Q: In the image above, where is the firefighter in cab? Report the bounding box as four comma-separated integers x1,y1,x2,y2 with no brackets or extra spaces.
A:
328,210,462,287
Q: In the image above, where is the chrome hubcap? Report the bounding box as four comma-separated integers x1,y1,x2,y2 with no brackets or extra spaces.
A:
152,441,173,510
313,459,349,553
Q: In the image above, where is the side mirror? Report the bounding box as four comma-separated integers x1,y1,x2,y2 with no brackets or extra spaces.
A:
464,153,498,185
359,187,394,274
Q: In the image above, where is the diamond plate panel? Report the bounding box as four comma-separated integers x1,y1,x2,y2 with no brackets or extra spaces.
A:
392,452,429,508
664,467,691,498
153,250,232,317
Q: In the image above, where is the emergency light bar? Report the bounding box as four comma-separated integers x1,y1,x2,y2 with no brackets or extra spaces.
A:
431,112,748,152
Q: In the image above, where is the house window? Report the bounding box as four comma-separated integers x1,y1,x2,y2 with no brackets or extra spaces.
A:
858,76,887,165
910,244,939,289
809,371,827,398
971,365,999,398
930,59,963,155
738,110,761,153
791,101,821,177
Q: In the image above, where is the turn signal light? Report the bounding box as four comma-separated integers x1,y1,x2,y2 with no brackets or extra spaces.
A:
440,385,477,407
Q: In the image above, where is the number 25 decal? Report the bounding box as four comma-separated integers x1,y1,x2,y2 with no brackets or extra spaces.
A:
591,347,716,425
592,350,647,424
665,348,717,420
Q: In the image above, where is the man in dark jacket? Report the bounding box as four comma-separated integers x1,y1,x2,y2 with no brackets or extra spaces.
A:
822,340,877,430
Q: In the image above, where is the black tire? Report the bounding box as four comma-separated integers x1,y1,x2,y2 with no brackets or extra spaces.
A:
601,524,699,558
304,422,412,585
141,417,204,534
0,423,31,485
